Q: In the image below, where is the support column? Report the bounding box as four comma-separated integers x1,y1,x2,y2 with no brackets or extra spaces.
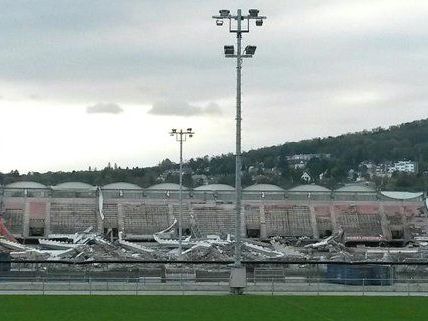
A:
330,203,338,232
379,202,391,240
23,199,30,238
117,203,125,235
168,203,175,226
309,205,320,239
259,204,267,239
44,200,51,237
95,197,103,234
399,202,407,239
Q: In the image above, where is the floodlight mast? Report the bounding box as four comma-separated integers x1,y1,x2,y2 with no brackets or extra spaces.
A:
212,9,266,269
169,128,195,258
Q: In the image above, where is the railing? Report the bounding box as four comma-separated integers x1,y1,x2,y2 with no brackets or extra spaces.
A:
0,276,230,295
0,260,428,295
0,275,427,296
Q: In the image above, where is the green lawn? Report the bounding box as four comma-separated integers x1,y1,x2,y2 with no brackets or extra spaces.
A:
0,296,426,321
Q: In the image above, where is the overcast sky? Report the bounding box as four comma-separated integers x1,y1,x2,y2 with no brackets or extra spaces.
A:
1,0,427,173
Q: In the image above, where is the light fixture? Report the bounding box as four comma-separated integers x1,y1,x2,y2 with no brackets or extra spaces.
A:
256,19,263,26
249,9,259,17
224,45,234,55
244,45,257,55
216,19,224,26
219,9,230,17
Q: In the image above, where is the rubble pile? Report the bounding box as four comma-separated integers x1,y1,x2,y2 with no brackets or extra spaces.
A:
2,224,428,265
0,225,287,263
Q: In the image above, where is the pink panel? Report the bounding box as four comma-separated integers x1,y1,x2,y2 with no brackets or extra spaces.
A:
314,206,330,217
356,205,379,215
4,202,24,210
29,202,47,219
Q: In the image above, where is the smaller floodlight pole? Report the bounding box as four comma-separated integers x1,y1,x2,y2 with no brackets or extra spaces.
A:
169,128,195,258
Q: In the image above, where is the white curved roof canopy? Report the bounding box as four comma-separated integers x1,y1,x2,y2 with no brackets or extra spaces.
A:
102,182,142,190
146,183,188,191
288,184,330,192
194,184,234,191
243,184,285,192
5,181,48,189
52,182,96,190
381,191,424,200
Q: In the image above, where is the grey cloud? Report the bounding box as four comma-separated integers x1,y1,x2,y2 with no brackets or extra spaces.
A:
86,103,124,114
0,0,427,143
148,101,222,116
28,94,42,100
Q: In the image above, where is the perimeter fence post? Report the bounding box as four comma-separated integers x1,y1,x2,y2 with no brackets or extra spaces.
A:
407,279,410,296
363,279,365,296
42,277,45,295
135,279,139,295
89,277,92,295
271,278,274,296
181,274,184,296
317,278,320,296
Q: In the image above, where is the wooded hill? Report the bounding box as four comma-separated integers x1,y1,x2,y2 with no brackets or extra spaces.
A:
2,118,428,191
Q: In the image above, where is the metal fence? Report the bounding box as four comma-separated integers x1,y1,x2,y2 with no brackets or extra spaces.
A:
1,276,428,296
1,260,428,295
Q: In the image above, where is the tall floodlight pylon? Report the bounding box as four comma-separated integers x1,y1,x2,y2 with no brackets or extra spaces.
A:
212,9,266,294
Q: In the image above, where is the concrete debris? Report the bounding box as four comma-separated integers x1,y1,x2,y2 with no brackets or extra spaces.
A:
0,238,31,251
2,224,291,262
304,229,344,250
118,239,155,254
38,239,82,250
4,223,428,264
271,242,306,259
244,242,284,259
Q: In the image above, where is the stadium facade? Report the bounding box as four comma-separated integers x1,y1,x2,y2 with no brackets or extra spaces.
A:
1,181,427,246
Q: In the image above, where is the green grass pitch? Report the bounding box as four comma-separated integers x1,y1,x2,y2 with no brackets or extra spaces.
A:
0,296,427,321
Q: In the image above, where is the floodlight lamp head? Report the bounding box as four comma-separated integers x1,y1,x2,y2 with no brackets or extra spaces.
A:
249,9,259,17
189,134,193,138
245,45,257,55
219,9,230,17
187,128,192,132
256,19,263,26
216,19,224,26
171,129,177,133
224,45,234,55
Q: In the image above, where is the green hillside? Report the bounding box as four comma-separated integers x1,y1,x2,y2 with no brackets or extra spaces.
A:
1,118,428,191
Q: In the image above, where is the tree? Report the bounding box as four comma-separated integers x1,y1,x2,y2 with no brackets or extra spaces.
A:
158,159,175,172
